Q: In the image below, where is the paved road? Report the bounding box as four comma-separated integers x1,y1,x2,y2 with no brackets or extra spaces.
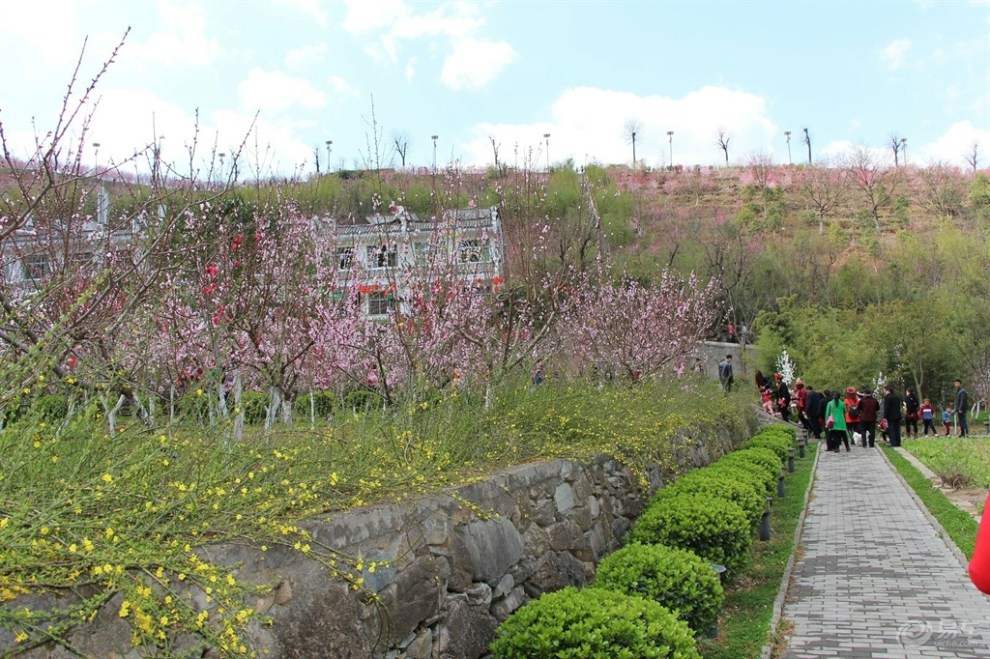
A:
780,443,990,658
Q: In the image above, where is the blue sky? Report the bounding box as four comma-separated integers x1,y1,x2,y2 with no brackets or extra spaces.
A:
1,0,987,177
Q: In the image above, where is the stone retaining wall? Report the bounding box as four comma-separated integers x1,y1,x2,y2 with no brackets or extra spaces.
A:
8,417,753,658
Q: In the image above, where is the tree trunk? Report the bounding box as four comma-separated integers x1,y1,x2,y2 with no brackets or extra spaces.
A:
265,386,282,431
233,373,244,442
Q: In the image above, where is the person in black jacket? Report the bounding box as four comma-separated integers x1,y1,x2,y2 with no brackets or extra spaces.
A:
774,373,791,422
955,379,969,437
805,386,824,439
904,389,920,439
881,385,903,447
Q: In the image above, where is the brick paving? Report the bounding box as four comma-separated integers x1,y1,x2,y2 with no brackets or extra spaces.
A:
779,443,990,658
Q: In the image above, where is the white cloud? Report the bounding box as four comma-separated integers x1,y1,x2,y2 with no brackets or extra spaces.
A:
342,0,513,89
459,85,778,168
880,38,912,70
441,38,517,90
285,43,329,70
326,74,356,96
129,0,224,67
0,0,80,64
238,68,327,113
917,120,990,167
276,0,329,28
342,0,409,33
405,58,417,81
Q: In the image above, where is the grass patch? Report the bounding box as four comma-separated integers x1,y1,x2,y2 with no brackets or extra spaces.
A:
697,441,817,658
902,437,990,489
0,377,751,656
882,445,979,559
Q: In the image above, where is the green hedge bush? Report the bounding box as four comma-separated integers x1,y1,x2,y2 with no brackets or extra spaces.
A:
629,493,751,572
748,434,792,461
703,461,775,503
490,586,700,658
720,446,782,478
594,542,723,635
663,470,764,526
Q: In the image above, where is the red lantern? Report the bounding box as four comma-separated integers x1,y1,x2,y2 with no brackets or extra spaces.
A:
969,492,990,594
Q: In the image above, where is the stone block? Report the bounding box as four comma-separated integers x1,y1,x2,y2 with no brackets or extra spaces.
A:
546,519,584,551
456,517,524,586
491,585,528,622
434,598,498,659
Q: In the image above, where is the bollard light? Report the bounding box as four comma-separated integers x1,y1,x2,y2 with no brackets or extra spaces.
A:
758,497,772,541
788,447,795,473
777,473,786,498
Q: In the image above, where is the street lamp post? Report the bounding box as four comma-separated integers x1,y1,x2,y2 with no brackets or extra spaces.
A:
784,131,792,165
666,131,674,168
543,133,551,171
93,142,101,176
431,135,438,172
218,152,226,184
900,137,907,166
325,140,333,173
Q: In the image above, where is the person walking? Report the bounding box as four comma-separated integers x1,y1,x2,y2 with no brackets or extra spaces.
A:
718,354,734,393
881,385,904,447
919,398,938,437
942,406,954,437
858,387,880,447
843,387,861,448
795,379,809,432
775,374,792,422
805,385,824,440
955,379,969,437
904,389,920,439
824,391,849,452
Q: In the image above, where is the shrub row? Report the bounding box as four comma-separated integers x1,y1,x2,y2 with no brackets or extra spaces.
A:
489,424,794,658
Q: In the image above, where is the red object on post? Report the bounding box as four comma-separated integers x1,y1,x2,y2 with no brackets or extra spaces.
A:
969,492,990,594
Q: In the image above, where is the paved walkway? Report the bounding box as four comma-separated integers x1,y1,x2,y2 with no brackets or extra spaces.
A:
780,443,990,658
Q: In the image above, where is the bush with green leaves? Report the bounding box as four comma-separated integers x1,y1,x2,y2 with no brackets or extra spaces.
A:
490,586,700,659
720,446,782,478
748,433,792,461
629,493,752,572
594,542,723,635
662,469,764,525
703,461,776,502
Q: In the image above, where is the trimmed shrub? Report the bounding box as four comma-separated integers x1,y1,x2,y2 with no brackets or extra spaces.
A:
704,461,776,502
490,586,700,658
594,542,723,634
759,424,796,439
629,493,752,572
721,446,782,477
663,470,764,525
748,433,792,461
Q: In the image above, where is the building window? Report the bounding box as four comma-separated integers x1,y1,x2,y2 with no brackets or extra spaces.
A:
336,246,354,270
367,291,397,316
458,239,489,263
367,244,397,269
23,254,50,281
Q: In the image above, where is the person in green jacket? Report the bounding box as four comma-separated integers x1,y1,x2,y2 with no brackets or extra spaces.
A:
824,391,849,452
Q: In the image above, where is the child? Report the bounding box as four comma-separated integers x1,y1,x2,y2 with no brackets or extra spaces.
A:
920,399,937,436
942,406,954,437
761,386,774,415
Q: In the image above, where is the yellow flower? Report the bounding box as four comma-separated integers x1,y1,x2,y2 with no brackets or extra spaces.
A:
0,518,8,529
101,473,113,484
119,600,131,618
14,631,28,643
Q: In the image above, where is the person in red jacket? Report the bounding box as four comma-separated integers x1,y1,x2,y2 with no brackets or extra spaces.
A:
843,387,861,448
857,387,880,447
794,379,809,431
